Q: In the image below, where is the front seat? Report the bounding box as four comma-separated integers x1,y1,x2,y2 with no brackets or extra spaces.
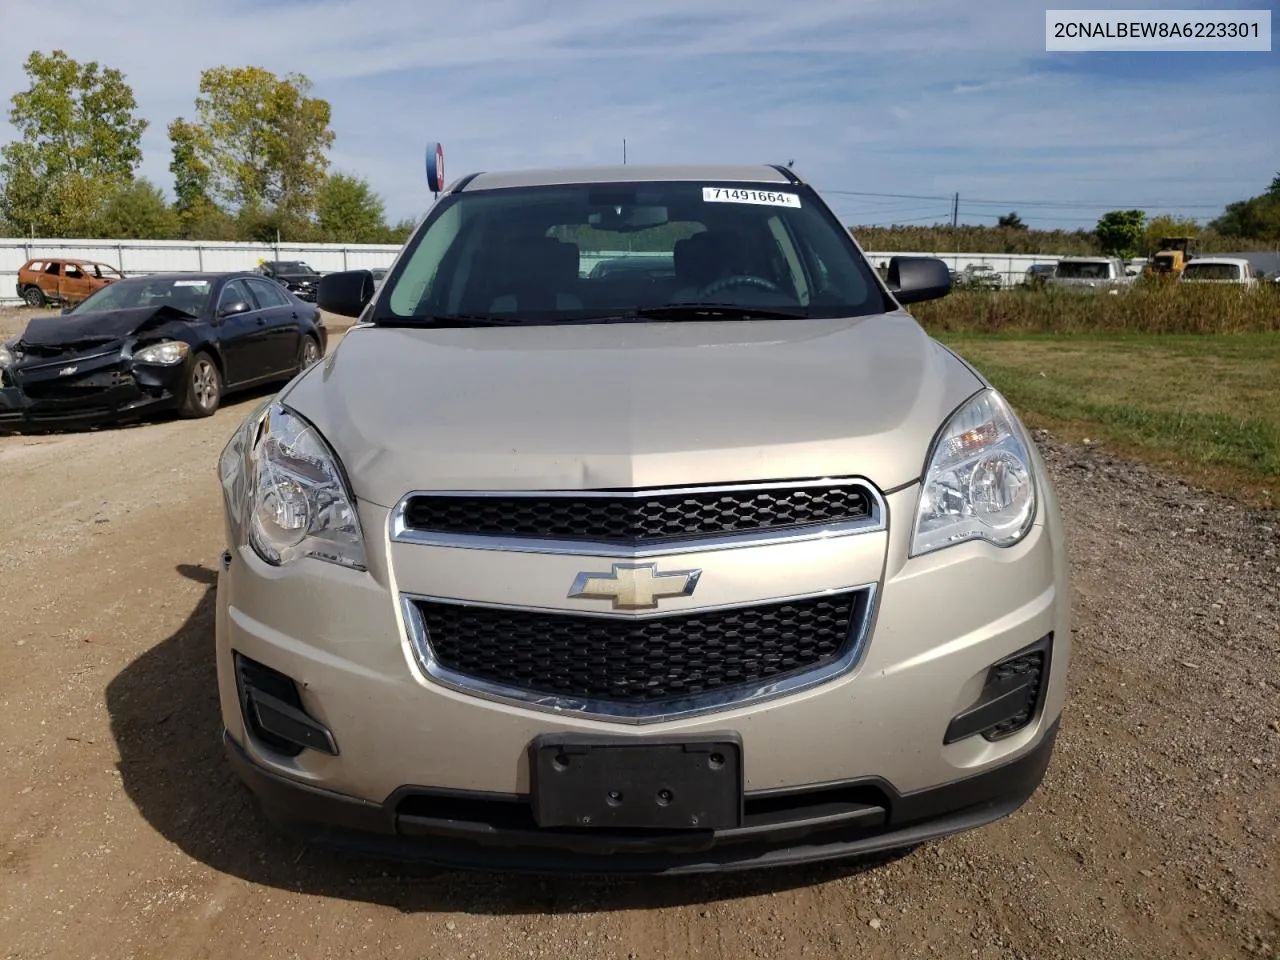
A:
488,236,584,314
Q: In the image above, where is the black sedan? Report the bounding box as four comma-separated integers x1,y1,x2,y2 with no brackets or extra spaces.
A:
0,272,327,431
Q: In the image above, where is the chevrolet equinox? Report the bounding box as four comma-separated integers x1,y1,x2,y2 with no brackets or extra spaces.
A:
215,163,1071,874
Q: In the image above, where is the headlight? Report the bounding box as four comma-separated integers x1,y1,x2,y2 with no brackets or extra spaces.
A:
0,344,13,367
239,402,366,570
134,341,190,365
911,389,1037,556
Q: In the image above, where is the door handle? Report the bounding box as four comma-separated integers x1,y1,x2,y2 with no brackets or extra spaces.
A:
256,317,266,326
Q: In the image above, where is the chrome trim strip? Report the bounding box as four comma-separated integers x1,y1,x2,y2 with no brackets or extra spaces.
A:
21,349,120,373
387,478,886,557
399,583,877,723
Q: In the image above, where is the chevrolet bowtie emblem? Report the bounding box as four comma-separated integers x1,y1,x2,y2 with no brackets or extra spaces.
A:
569,562,702,610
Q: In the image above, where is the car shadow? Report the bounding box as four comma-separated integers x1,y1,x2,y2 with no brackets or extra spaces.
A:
104,563,916,914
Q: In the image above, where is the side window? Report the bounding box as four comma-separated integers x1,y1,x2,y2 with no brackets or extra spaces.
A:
44,262,61,276
26,261,43,273
64,263,84,279
248,278,289,307
390,200,463,316
218,279,255,311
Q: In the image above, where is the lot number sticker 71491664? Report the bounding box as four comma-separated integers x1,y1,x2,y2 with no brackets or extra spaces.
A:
702,187,801,208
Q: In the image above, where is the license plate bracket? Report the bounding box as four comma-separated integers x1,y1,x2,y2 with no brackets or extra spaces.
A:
529,733,743,830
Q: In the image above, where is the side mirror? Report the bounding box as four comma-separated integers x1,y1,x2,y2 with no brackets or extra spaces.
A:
60,307,72,315
219,300,252,318
886,256,951,304
318,269,376,318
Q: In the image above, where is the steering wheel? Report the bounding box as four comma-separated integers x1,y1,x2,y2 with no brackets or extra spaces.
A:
697,274,785,299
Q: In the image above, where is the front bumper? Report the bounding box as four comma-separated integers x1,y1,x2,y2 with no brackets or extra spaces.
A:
224,717,1060,874
0,355,184,430
214,469,1072,871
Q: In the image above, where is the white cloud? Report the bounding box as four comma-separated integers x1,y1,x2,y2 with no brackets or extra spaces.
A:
0,0,1273,229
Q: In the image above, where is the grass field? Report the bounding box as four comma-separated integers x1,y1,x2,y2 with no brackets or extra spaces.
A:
916,284,1280,334
941,332,1280,505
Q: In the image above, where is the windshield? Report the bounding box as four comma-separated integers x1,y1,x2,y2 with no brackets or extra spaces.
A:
1055,261,1111,279
272,261,316,274
373,181,890,325
1182,263,1241,280
69,277,213,316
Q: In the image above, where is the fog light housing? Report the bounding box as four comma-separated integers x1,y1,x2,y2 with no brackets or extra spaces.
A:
234,652,338,757
944,634,1052,744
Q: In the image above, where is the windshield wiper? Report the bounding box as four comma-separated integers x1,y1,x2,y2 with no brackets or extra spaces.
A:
628,303,810,321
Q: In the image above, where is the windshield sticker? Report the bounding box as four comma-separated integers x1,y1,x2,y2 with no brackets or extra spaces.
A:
172,280,209,287
702,187,800,208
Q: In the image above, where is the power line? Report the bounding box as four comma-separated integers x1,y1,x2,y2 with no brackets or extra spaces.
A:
816,185,1226,211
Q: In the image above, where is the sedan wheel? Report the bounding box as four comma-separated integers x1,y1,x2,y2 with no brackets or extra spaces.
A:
300,337,321,371
179,353,222,418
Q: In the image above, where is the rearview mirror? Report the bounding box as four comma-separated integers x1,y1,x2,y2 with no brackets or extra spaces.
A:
219,300,251,318
886,256,951,304
318,269,376,318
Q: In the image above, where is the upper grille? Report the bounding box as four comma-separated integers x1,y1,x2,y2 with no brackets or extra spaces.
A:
400,483,874,546
414,590,867,706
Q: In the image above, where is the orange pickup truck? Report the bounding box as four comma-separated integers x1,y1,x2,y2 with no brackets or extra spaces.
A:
15,257,125,307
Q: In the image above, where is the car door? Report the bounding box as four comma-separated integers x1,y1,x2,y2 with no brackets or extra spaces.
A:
59,263,94,302
214,279,274,385
246,277,303,375
38,262,62,300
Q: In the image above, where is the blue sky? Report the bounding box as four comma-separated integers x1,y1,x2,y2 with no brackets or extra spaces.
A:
0,0,1274,230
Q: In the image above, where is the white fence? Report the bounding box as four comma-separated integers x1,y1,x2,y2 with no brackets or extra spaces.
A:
1,237,1068,305
0,238,404,304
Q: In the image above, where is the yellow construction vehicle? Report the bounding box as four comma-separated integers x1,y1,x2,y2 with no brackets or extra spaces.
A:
1143,237,1195,278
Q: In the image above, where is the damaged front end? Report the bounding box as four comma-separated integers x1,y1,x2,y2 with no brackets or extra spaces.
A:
0,306,197,431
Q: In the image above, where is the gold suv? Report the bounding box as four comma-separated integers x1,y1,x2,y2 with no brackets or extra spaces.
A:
215,164,1071,874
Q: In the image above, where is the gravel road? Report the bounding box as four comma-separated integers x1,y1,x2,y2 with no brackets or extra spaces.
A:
0,307,1277,959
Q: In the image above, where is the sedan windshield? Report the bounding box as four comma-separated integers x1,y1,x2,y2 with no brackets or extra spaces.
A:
69,277,214,317
272,261,316,274
374,181,892,325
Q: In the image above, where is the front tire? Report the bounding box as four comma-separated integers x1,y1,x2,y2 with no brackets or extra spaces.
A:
179,352,222,418
22,286,46,308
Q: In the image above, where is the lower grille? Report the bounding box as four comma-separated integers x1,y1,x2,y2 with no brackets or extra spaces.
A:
413,590,869,708
23,369,133,401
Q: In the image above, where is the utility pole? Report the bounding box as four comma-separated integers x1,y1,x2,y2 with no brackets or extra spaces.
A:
951,193,959,228
623,139,627,165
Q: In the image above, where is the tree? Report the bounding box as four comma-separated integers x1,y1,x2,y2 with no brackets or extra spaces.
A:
186,66,334,217
1141,214,1200,256
997,212,1026,230
1095,209,1146,258
1209,178,1280,242
0,50,147,236
93,179,180,239
315,173,388,242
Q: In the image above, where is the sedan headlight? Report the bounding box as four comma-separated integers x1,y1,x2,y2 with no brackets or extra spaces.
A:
911,389,1037,556
134,340,190,365
229,402,366,570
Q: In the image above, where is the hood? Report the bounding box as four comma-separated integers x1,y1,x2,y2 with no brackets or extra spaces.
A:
18,305,196,349
282,312,984,506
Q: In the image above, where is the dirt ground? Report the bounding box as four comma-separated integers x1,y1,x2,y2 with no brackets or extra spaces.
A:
0,305,1277,960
